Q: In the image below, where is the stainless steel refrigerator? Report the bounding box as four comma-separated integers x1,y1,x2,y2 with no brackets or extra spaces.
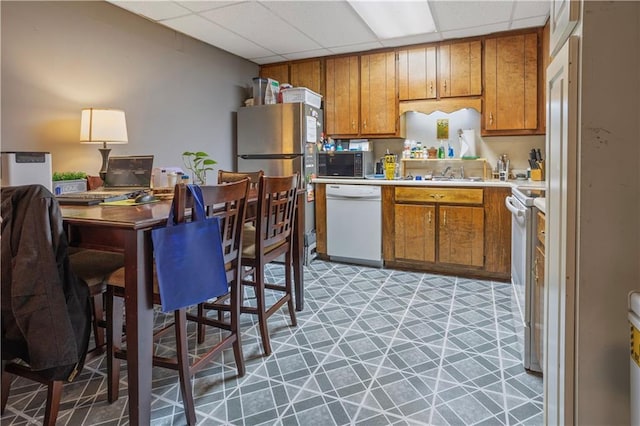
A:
236,103,323,265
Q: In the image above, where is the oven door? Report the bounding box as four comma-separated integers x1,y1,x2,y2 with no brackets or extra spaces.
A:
505,194,541,372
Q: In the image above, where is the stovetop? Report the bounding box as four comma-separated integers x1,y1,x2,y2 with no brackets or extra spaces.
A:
512,186,545,206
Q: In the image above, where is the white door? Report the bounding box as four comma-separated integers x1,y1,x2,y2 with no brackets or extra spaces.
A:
544,35,579,426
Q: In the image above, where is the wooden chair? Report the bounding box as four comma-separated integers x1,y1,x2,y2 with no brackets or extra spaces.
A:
210,174,300,356
1,185,124,426
218,169,263,190
105,180,249,425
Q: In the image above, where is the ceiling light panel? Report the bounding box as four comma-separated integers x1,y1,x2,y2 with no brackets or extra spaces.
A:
348,0,436,40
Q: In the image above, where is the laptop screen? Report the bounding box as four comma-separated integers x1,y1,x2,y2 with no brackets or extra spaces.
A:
103,155,154,188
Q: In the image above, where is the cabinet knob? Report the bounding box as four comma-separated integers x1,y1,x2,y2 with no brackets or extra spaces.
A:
363,120,367,129
428,211,432,224
429,81,433,94
443,211,447,226
443,80,447,92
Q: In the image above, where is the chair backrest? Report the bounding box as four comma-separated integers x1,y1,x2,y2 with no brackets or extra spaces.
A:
218,170,264,192
255,174,299,253
174,181,250,281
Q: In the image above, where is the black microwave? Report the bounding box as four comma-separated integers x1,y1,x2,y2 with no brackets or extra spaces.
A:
317,151,374,178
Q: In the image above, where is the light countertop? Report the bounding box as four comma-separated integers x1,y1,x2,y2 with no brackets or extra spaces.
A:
313,177,546,191
534,197,546,214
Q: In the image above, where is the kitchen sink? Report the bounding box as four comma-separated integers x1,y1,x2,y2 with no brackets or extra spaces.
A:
430,176,484,182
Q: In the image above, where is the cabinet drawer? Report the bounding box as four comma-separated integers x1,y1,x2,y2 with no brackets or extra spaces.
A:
395,187,483,204
537,211,546,246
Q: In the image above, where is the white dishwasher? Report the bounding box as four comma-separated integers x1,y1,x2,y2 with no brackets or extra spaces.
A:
325,184,382,267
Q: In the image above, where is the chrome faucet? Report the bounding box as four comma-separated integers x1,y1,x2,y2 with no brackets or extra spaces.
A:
441,166,452,177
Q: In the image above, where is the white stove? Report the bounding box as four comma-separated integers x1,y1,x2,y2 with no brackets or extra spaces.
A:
506,186,545,373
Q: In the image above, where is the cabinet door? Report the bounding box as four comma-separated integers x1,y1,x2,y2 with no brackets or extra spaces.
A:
534,244,545,370
484,33,538,131
549,0,579,57
438,205,484,266
360,51,397,135
290,59,323,95
325,56,359,136
398,46,437,100
395,204,436,262
260,63,289,85
438,41,482,97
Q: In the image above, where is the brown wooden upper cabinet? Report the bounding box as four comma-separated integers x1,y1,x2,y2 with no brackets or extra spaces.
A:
398,46,437,101
260,60,323,96
438,40,482,97
360,51,397,135
259,63,289,86
289,60,323,95
325,55,360,136
484,31,539,134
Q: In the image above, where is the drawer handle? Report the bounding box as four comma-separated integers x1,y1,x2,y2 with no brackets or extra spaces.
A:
429,194,445,200
443,80,447,92
540,230,545,236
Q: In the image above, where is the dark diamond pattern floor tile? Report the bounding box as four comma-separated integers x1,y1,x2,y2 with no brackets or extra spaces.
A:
1,261,542,426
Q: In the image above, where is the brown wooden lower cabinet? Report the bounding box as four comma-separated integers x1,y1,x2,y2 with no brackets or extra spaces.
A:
315,183,511,280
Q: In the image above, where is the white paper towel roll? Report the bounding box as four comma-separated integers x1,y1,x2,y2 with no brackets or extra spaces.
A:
462,129,476,157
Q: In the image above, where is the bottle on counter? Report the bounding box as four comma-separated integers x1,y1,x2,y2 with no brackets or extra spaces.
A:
438,140,446,159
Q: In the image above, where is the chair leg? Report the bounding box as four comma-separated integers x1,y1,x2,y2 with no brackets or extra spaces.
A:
230,282,245,377
285,251,297,327
91,292,105,352
174,309,196,426
43,380,63,426
106,287,124,403
1,370,12,414
254,266,272,356
196,303,206,345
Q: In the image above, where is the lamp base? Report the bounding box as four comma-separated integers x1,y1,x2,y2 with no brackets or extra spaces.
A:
98,147,111,181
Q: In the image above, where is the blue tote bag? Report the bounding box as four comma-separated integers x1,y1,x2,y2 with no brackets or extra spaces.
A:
152,185,228,313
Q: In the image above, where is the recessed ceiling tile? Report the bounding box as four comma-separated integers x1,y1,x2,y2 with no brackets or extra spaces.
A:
512,0,550,20
380,32,443,48
281,49,334,61
109,1,191,21
200,2,321,55
328,41,384,55
162,14,273,59
510,15,549,29
263,1,377,48
250,55,288,65
177,1,237,13
431,1,514,32
441,22,511,40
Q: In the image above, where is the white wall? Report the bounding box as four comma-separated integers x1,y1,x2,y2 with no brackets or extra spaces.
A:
1,1,258,181
573,1,640,423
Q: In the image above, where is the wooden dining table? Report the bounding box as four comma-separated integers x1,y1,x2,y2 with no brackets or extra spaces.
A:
61,191,305,425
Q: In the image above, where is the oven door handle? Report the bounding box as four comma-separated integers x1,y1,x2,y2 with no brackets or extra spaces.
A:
505,196,527,225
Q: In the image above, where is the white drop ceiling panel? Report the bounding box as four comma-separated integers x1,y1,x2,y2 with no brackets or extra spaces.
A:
162,14,273,59
200,2,321,54
108,0,550,64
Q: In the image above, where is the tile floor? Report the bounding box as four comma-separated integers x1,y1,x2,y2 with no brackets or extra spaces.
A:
1,260,543,425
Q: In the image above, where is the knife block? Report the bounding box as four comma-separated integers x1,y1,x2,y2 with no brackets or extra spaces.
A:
530,168,544,181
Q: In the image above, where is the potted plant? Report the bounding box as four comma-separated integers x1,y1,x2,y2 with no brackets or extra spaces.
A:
182,151,217,184
52,171,88,194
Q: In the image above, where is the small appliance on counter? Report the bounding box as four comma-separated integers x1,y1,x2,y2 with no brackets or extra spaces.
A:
317,151,374,179
1,151,52,191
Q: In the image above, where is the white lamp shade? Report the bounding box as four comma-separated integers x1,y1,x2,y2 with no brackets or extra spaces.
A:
80,108,128,144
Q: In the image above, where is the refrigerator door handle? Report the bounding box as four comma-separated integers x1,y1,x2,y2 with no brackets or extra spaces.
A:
239,154,303,160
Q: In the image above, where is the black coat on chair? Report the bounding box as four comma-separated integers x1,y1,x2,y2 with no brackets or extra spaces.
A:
1,184,91,381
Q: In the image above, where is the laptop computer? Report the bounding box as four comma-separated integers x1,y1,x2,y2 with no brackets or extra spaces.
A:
57,155,154,205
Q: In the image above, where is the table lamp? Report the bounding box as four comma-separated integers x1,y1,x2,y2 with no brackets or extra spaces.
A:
80,108,128,180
